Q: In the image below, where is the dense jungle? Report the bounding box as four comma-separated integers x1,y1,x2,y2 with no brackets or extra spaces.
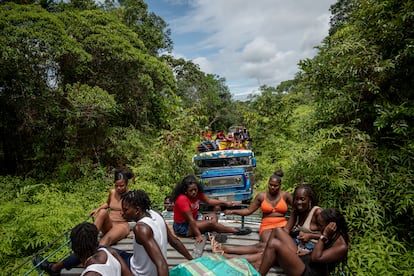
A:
1,0,413,275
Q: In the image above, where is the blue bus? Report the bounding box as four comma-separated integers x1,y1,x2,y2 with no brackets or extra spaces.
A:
192,149,256,203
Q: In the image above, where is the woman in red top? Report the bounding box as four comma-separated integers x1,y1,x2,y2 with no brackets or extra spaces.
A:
172,175,252,243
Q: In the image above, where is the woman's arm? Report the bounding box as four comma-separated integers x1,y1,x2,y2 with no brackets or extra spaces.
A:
284,209,297,233
282,191,293,207
310,222,348,263
184,211,203,243
166,223,193,260
89,190,112,216
224,192,263,216
133,222,169,276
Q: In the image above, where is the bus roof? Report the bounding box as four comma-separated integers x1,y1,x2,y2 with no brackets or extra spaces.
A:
193,149,254,160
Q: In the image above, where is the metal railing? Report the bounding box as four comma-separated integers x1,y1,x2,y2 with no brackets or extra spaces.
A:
12,216,93,276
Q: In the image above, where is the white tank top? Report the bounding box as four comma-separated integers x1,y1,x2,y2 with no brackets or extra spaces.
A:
80,247,121,276
130,210,168,276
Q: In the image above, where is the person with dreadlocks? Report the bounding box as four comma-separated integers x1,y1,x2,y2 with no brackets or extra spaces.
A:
33,222,133,276
285,184,322,253
70,222,132,276
121,190,192,276
259,208,349,276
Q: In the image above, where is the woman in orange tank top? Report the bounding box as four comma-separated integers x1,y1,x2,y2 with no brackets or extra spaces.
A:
89,168,134,246
214,170,292,266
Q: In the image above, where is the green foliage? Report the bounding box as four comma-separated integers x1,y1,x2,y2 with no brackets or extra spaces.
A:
2,1,414,275
0,176,108,274
116,0,173,54
349,233,413,275
246,75,412,275
1,2,180,175
164,57,235,130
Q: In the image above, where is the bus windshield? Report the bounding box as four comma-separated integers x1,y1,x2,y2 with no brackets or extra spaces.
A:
194,156,251,168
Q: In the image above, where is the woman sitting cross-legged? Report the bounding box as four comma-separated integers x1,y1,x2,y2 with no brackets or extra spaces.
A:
172,174,252,243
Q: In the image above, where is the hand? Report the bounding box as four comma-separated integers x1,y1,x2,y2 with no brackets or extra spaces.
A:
296,248,311,256
297,232,310,243
323,222,337,239
224,209,233,215
195,235,204,243
89,208,98,217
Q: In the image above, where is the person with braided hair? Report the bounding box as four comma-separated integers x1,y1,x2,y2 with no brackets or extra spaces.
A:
259,208,349,276
285,184,322,253
70,222,132,276
121,190,192,276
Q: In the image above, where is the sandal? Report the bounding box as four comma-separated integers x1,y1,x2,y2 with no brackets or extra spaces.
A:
209,233,225,255
234,227,252,235
32,255,60,276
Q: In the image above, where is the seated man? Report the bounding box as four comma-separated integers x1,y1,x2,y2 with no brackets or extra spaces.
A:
162,195,174,219
121,190,193,276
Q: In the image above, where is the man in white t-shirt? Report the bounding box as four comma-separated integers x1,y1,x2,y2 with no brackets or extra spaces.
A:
121,190,192,276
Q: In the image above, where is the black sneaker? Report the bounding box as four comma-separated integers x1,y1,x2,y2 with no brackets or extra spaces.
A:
32,255,60,276
234,227,252,235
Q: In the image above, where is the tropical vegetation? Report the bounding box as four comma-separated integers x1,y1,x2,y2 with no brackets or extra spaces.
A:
1,0,412,275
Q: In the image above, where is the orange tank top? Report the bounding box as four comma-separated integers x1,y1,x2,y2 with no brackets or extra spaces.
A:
261,192,288,215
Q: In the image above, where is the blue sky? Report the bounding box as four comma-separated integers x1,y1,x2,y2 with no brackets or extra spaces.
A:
145,0,336,100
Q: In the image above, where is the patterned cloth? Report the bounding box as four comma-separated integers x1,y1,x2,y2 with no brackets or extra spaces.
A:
170,255,260,276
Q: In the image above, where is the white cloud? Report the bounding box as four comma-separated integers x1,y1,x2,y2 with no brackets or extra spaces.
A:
165,0,336,99
193,56,213,74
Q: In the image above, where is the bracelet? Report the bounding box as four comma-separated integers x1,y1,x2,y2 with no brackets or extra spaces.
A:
320,235,329,243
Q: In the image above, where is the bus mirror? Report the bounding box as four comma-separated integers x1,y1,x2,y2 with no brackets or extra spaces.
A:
252,157,256,167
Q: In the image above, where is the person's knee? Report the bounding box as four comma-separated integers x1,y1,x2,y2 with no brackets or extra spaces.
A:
210,220,222,230
268,237,283,251
272,227,285,238
95,208,108,219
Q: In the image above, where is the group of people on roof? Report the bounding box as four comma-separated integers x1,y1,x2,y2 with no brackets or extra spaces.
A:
199,126,251,152
34,168,349,276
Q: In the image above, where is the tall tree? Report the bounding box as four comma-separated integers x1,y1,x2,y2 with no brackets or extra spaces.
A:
164,57,235,130
116,0,173,55
0,3,89,174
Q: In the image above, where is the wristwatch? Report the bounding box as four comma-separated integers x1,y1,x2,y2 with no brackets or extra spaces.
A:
320,235,329,243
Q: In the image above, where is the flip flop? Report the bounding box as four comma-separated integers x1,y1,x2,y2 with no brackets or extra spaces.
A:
209,233,224,255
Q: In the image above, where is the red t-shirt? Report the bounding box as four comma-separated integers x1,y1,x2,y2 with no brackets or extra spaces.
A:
173,193,206,223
